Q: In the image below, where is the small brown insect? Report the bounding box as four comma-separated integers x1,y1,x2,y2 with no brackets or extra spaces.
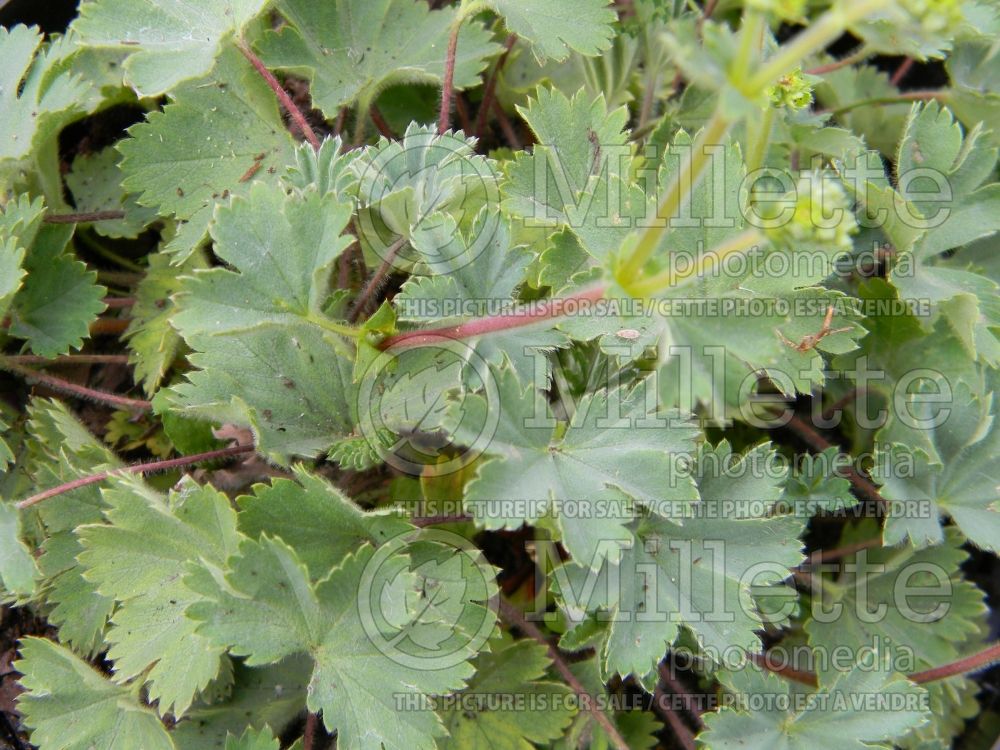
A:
776,306,851,353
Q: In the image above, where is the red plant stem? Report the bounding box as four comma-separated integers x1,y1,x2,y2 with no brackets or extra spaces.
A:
369,105,395,140
909,643,1000,685
16,444,254,510
805,46,869,75
800,537,882,567
498,600,630,750
749,641,1000,689
891,57,915,86
44,210,126,224
303,713,318,750
438,20,462,134
697,0,719,35
237,40,321,151
492,98,521,149
659,664,705,726
476,34,517,138
781,414,885,507
380,284,606,350
748,652,819,687
3,354,130,366
0,358,151,412
349,235,408,323
652,681,697,750
823,90,945,117
334,107,349,137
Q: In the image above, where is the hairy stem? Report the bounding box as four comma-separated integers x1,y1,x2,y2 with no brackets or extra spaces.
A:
350,235,408,323
16,444,255,510
476,34,517,138
379,284,607,350
805,45,873,75
751,641,1000,688
748,652,819,687
909,642,1000,684
237,40,321,150
827,90,947,117
652,678,697,750
0,357,151,412
44,210,127,224
369,105,395,140
617,107,732,285
498,599,630,750
628,229,764,297
102,297,136,309
438,17,463,134
890,57,915,86
303,713,318,750
745,106,775,174
746,0,893,92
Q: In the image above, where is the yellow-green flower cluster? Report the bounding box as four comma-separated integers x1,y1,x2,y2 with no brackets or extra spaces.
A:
900,0,965,33
767,68,813,110
762,173,857,250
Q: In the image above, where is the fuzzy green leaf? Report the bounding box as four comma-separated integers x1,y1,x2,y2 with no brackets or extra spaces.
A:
16,637,176,750
77,478,242,716
436,638,576,750
556,442,803,684
484,0,616,62
699,654,929,750
452,367,700,568
256,0,498,117
72,0,270,96
237,467,411,579
0,25,90,164
7,223,106,358
875,380,1000,551
118,46,297,260
188,537,478,750
170,182,358,459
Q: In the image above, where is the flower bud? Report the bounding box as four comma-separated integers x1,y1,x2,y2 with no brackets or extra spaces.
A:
766,68,813,110
762,173,857,250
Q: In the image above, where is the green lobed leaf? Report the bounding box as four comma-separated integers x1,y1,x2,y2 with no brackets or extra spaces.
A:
451,367,700,568
187,537,479,750
0,25,91,165
699,652,929,750
256,0,499,118
556,442,803,685
118,45,297,261
169,182,359,460
72,0,270,96
7,222,106,358
16,637,176,750
484,0,616,63
77,477,242,717
436,638,576,750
